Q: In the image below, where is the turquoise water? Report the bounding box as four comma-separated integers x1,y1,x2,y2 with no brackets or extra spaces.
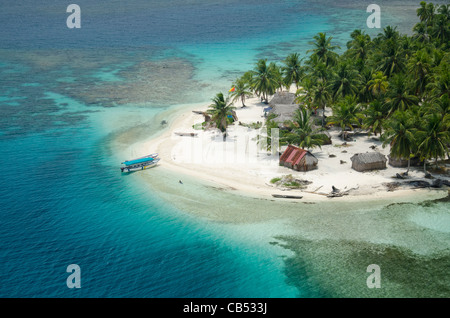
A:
1,0,447,297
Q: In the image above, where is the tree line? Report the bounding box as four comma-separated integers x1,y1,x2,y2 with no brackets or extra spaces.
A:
207,1,449,173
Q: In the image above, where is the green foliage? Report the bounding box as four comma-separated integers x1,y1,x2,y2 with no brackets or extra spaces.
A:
229,77,252,107
270,177,282,184
281,53,305,89
207,93,236,140
284,108,326,150
223,1,449,166
327,96,363,133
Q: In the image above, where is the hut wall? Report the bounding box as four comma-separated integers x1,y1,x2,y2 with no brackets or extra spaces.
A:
388,156,422,168
351,161,386,172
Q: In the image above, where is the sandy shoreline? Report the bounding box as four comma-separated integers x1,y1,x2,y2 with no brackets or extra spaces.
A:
109,92,449,298
116,88,449,204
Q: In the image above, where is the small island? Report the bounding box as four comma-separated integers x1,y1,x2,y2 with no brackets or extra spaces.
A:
137,2,449,201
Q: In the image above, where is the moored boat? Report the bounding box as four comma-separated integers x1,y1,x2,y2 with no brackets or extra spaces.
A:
121,154,160,172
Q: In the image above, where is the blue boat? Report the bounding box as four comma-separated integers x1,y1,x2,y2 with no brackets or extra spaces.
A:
121,153,160,172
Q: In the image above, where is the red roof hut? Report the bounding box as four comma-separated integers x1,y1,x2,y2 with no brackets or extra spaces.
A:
279,145,318,171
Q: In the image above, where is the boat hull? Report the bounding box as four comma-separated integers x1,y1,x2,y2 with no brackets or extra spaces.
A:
121,158,160,172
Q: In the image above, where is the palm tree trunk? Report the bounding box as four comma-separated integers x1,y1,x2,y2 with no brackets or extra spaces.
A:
322,106,326,127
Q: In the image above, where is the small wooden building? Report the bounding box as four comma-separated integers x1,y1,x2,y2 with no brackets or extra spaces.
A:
280,145,318,171
350,152,387,172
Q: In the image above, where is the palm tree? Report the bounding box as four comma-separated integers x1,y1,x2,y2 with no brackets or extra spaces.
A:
407,49,432,97
295,77,314,111
308,32,340,67
281,53,304,89
431,14,449,45
368,71,389,97
241,71,255,93
376,40,406,77
327,96,363,139
385,74,419,114
381,110,418,173
378,26,400,42
269,62,284,93
284,108,325,150
207,93,236,141
251,59,278,103
305,54,332,83
330,62,361,100
430,93,449,121
413,22,430,43
363,99,390,136
357,68,374,104
416,113,450,171
229,78,252,108
426,2,436,25
426,61,449,98
310,79,332,126
347,32,372,62
417,2,430,29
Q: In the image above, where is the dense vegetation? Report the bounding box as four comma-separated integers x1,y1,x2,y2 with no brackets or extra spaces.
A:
210,1,449,172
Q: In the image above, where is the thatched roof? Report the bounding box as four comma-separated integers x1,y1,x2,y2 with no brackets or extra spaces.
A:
269,92,296,106
351,152,387,164
269,104,299,123
350,152,387,172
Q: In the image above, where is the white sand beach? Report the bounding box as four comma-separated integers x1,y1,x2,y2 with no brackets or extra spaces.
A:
121,87,449,203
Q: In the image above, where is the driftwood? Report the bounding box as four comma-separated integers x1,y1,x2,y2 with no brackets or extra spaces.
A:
327,186,359,198
385,182,402,192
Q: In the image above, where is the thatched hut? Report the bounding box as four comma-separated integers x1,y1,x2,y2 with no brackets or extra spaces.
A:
269,92,296,106
269,104,299,124
280,145,318,171
350,152,387,172
388,155,422,168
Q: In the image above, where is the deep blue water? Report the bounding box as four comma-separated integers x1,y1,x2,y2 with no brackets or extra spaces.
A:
0,0,436,297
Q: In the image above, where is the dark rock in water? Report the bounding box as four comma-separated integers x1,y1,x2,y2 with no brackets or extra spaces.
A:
341,150,347,153
161,120,168,126
340,160,346,164
396,173,405,179
424,173,433,179
443,180,450,187
329,154,336,158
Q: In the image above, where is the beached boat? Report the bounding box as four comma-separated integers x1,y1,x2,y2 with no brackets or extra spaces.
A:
122,153,158,163
121,154,160,172
271,194,303,199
